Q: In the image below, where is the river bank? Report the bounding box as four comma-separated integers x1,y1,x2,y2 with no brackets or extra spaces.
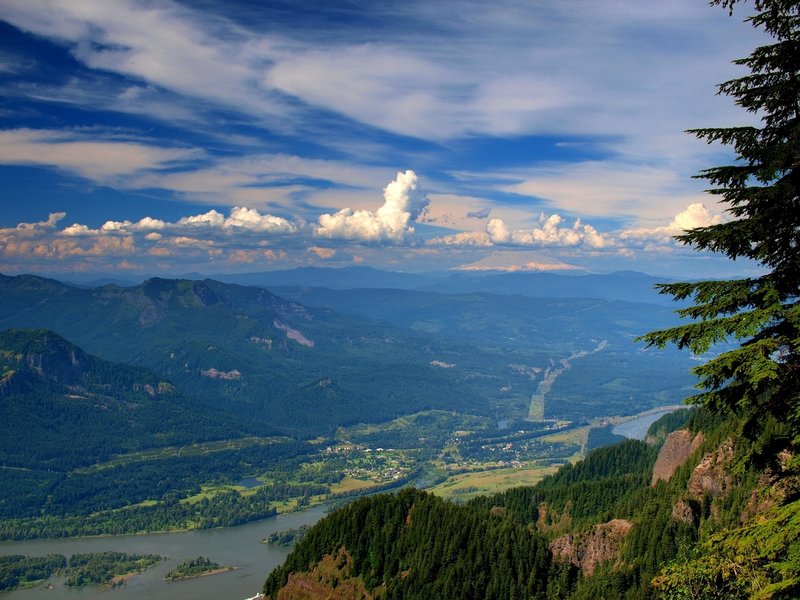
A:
0,505,329,600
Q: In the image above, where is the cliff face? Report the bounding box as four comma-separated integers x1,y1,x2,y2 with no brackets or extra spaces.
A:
687,438,734,499
275,547,378,600
549,518,633,576
651,429,704,485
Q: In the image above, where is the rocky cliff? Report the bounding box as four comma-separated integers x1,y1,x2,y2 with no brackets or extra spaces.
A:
651,429,704,485
549,518,633,576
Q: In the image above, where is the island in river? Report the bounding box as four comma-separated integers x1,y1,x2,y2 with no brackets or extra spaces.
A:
164,556,235,581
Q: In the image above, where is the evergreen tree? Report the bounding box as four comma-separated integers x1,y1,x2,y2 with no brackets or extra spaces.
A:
640,0,800,453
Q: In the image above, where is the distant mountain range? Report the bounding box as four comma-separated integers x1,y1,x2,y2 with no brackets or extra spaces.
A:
64,267,678,305
0,272,697,433
217,267,677,305
0,273,507,436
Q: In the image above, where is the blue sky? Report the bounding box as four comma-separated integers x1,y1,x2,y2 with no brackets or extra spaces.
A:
0,0,769,279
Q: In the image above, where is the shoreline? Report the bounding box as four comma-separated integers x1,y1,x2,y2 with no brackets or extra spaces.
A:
165,566,237,582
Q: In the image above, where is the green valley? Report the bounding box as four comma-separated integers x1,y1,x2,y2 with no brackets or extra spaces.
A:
0,271,701,540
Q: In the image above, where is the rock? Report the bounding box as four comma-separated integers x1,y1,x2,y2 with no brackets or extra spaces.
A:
651,429,704,485
549,518,632,576
671,499,695,524
687,438,734,499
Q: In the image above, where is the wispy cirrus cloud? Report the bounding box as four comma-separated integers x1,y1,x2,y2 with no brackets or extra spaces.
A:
0,0,767,277
0,129,199,182
0,0,764,145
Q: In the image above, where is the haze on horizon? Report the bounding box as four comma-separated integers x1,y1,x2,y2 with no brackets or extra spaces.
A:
0,0,769,280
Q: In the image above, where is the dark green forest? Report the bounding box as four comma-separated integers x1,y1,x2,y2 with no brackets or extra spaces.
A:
264,407,799,599
264,487,566,599
0,552,162,591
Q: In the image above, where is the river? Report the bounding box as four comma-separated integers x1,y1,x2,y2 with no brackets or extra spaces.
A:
611,406,684,440
0,505,329,600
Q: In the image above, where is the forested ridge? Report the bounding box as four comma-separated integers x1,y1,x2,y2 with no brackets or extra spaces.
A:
0,271,696,436
263,406,799,599
0,328,243,470
264,487,566,599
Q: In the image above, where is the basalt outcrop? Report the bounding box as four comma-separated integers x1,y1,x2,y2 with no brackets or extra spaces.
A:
651,429,704,485
687,438,734,499
549,518,633,576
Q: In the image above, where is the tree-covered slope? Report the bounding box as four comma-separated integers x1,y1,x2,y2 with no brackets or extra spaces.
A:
263,408,799,599
0,274,506,435
263,488,567,600
0,328,239,470
0,273,697,434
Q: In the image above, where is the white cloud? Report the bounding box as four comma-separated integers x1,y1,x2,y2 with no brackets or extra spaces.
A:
433,213,607,249
221,207,297,233
172,207,297,234
0,0,289,120
620,202,725,242
0,0,762,146
3,212,66,236
100,220,132,232
131,217,168,231
489,213,607,248
671,202,723,231
431,203,724,254
61,223,98,236
315,170,430,242
265,44,474,139
0,129,197,182
178,210,226,228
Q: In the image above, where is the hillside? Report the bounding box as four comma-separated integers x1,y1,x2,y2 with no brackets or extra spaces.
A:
263,409,800,599
0,329,312,529
0,328,239,469
0,273,697,433
0,274,503,435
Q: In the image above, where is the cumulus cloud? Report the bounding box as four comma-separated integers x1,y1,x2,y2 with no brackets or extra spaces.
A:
308,246,336,259
620,203,724,242
431,203,724,255
61,223,97,236
133,217,168,231
488,214,607,248
670,203,723,231
172,207,297,233
315,170,430,243
222,207,297,233
431,212,608,249
4,212,66,235
0,205,302,274
1,234,135,260
178,210,226,228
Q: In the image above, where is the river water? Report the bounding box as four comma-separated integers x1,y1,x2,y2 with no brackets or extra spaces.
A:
0,505,329,600
612,407,681,440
